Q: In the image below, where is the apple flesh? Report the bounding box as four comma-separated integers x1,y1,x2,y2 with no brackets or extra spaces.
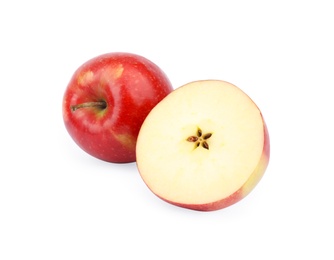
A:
136,80,270,211
63,52,173,163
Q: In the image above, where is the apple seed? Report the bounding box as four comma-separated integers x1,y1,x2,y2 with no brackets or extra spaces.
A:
202,141,209,150
197,128,202,137
187,136,199,142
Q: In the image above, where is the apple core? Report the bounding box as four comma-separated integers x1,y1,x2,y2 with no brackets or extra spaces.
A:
186,128,212,150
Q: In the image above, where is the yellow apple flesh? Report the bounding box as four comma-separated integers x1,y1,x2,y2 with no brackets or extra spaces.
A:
136,80,270,211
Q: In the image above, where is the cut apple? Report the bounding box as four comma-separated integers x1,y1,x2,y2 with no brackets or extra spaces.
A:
136,80,270,211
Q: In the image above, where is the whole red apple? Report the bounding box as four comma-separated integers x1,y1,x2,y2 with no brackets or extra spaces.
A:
62,52,173,163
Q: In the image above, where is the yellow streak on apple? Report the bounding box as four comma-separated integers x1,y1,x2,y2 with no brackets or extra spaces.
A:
113,132,137,151
100,64,124,85
77,64,124,87
78,70,94,85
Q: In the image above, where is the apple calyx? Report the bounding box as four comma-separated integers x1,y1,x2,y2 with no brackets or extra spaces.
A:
70,101,107,112
186,127,212,150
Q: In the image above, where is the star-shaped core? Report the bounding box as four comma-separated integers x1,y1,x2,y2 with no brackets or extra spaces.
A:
186,128,212,150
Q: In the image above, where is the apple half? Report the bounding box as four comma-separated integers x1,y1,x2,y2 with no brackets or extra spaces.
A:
136,80,270,211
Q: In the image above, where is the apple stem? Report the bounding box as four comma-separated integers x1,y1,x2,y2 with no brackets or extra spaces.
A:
70,101,107,112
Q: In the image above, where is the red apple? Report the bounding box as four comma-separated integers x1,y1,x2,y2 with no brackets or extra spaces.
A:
62,52,173,163
136,80,270,211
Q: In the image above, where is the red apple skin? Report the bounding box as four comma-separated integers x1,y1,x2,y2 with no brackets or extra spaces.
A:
63,52,173,163
158,118,270,211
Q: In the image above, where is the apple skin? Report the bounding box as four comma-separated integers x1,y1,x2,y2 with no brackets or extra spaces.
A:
62,52,173,163
162,120,270,211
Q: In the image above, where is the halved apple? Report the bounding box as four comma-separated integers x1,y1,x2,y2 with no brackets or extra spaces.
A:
136,80,270,211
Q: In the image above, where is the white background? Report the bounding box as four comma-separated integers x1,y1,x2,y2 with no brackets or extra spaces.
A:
1,0,333,259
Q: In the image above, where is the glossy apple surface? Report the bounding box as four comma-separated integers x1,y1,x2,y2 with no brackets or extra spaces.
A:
63,52,173,163
136,80,270,211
